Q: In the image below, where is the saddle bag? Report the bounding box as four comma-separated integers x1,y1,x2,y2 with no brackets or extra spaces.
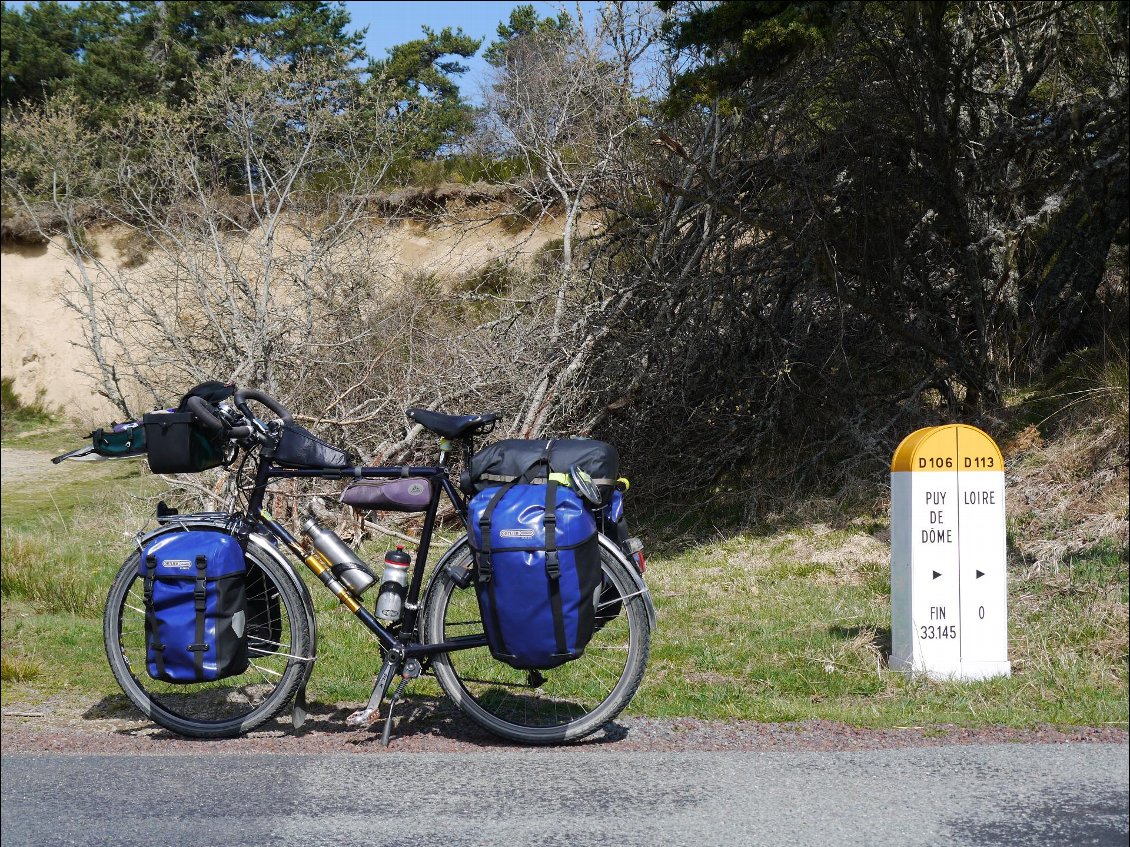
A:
140,531,249,683
468,478,602,670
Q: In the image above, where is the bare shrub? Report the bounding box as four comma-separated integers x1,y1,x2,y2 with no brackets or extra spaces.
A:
3,53,414,418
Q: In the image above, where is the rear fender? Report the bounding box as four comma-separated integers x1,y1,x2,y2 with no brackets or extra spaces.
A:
597,533,657,631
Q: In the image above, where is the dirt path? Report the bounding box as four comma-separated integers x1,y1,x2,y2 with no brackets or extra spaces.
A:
2,690,1125,755
1,446,56,484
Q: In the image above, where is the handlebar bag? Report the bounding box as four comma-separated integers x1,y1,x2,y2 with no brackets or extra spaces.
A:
468,479,602,670
143,411,225,474
469,438,619,504
271,423,354,469
140,531,249,684
177,381,235,410
340,477,433,512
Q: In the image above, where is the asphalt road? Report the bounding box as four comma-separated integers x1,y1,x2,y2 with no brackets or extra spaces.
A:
2,743,1127,846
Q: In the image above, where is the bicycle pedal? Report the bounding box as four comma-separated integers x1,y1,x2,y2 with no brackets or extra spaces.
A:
345,707,381,727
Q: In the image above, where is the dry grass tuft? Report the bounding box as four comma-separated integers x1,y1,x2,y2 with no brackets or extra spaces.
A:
0,652,42,683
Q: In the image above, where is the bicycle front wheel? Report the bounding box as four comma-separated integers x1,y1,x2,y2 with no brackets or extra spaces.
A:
423,539,651,744
104,535,313,738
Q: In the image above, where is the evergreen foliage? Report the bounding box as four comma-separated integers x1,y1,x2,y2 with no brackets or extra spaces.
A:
368,25,481,157
482,3,574,67
2,2,364,114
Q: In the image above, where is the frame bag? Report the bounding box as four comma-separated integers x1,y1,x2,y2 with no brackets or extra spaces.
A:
140,531,249,683
340,477,433,512
271,423,354,469
468,476,602,670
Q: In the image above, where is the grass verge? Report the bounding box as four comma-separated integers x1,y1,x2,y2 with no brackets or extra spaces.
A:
3,421,1126,730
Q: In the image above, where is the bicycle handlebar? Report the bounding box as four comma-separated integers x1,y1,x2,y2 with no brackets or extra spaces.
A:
185,395,252,439
234,388,293,425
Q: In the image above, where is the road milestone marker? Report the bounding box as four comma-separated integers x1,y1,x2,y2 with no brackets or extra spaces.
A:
889,424,1011,680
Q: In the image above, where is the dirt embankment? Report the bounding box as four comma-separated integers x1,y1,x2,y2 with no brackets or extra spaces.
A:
0,240,104,419
0,211,561,424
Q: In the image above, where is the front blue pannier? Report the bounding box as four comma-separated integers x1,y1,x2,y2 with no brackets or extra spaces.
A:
468,480,602,670
140,531,249,683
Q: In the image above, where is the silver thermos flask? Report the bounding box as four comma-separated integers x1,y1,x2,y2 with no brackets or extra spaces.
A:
301,517,376,595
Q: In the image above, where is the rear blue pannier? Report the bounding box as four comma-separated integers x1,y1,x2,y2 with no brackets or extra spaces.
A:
140,531,249,683
468,480,602,670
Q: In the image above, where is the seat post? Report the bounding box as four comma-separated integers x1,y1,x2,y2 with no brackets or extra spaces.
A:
438,437,454,467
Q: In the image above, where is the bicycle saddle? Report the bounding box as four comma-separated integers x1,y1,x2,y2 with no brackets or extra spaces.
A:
405,408,500,439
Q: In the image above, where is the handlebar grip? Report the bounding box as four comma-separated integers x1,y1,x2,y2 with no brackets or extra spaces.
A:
234,388,293,424
186,395,252,439
185,395,225,435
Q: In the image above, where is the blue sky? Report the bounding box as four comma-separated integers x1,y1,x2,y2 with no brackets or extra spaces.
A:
346,1,601,103
2,1,601,104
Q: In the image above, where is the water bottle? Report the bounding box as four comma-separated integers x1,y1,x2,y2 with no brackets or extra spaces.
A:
301,517,376,595
376,546,411,624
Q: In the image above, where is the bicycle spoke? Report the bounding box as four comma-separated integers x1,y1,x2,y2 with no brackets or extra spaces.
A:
428,545,648,740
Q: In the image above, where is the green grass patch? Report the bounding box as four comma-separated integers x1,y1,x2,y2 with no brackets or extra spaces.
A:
1,455,153,616
1,649,43,683
2,425,1125,730
632,525,1127,728
1,599,116,703
1,377,57,436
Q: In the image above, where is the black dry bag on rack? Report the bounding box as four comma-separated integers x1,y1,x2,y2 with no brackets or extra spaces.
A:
468,438,619,504
468,475,602,670
140,531,249,683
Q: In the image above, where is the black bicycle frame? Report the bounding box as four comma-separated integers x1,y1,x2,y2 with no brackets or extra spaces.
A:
242,453,487,660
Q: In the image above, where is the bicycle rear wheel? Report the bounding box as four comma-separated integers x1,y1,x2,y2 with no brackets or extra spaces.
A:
423,539,651,744
104,535,313,738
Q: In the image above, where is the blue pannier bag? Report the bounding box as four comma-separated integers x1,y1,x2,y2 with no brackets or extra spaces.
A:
468,477,602,670
140,531,249,683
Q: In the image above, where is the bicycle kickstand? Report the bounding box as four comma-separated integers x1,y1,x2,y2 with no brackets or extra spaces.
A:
346,652,400,728
378,658,423,746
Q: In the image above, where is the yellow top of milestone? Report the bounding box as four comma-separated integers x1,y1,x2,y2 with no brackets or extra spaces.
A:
890,424,1003,473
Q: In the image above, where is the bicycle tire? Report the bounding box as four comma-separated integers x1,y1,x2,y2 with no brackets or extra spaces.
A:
423,538,650,744
104,534,313,738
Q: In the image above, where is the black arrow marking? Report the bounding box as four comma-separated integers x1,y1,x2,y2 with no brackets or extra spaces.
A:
976,570,985,579
933,570,941,580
